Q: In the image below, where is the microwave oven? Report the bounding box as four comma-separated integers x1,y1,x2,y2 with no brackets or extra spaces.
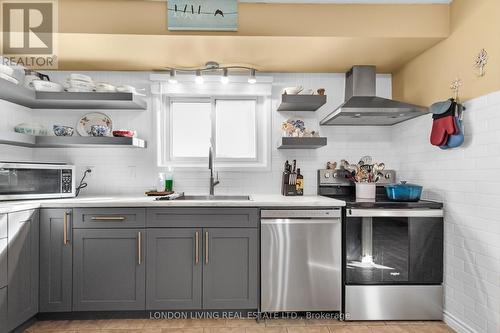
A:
0,162,76,201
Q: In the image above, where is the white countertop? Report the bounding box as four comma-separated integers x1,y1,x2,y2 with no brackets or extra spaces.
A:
0,194,345,214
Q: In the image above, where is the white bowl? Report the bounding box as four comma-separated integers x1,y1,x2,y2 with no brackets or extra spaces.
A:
32,80,63,92
116,84,136,93
69,73,93,83
66,79,95,90
0,64,14,77
283,86,303,95
95,82,116,92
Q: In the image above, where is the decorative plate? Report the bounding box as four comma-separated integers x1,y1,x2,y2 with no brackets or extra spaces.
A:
77,112,113,136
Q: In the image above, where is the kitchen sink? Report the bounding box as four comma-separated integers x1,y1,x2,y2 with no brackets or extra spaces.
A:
176,195,252,201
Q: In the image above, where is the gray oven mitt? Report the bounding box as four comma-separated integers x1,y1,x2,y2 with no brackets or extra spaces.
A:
429,99,453,115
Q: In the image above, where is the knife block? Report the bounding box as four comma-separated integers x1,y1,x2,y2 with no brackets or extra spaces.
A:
281,172,298,196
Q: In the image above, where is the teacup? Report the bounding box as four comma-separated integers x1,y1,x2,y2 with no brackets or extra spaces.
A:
90,125,110,137
53,125,74,136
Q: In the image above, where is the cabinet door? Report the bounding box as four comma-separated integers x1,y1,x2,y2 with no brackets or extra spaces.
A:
40,209,73,312
146,229,202,310
7,210,39,331
0,287,7,333
73,229,145,311
203,228,258,309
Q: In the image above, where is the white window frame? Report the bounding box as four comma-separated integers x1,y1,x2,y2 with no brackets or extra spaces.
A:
158,94,271,171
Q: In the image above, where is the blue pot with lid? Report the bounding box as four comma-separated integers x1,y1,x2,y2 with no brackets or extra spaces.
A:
385,181,423,202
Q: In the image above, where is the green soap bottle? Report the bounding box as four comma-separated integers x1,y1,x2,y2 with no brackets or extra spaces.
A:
165,167,174,192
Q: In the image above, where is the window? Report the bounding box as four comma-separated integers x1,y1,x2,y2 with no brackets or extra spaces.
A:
160,96,269,169
215,100,256,159
171,102,211,158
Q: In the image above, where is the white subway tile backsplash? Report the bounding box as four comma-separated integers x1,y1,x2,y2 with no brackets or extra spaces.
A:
394,90,500,333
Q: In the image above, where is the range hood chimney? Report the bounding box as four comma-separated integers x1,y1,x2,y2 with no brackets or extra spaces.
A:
320,65,428,126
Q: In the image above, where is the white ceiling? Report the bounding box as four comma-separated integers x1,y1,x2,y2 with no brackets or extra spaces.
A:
240,0,452,3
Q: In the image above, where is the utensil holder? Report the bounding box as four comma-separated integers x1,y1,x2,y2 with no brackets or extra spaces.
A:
355,182,376,199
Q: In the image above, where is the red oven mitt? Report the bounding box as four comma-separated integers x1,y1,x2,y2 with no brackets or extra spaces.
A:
430,116,458,146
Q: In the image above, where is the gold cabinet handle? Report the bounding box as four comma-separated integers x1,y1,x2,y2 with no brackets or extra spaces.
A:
205,231,209,264
91,216,126,221
137,232,142,265
195,231,199,264
63,211,70,245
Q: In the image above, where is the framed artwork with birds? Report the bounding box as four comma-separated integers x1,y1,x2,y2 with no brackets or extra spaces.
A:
167,0,238,31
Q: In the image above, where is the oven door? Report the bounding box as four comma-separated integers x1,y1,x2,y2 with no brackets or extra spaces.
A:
0,163,75,200
345,209,443,285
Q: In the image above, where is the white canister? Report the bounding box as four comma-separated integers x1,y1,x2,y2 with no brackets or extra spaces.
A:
355,182,376,199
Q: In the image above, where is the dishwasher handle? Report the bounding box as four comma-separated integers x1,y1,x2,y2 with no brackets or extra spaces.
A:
261,209,341,219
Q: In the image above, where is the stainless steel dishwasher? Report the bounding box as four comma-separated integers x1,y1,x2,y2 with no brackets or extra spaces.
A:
261,209,342,312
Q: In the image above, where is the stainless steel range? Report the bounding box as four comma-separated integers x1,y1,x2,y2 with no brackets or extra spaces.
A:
318,169,444,321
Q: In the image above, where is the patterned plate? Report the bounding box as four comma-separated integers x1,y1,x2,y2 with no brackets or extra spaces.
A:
77,112,113,136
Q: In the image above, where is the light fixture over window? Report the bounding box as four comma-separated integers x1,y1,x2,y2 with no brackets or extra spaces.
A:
248,69,256,84
221,68,229,84
195,70,204,84
165,61,257,85
168,69,177,84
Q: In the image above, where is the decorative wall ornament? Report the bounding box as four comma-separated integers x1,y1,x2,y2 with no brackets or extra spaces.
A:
474,49,488,77
450,78,462,100
167,0,237,31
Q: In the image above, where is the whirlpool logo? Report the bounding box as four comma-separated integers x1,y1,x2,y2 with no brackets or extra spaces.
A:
1,0,58,68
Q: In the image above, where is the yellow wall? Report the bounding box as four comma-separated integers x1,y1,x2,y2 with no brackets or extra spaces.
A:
393,0,500,106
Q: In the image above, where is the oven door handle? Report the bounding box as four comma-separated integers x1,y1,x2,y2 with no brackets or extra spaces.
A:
348,209,443,217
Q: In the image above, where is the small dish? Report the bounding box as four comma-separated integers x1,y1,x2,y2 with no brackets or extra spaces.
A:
95,82,116,92
69,73,93,83
32,80,63,92
66,79,95,90
299,89,314,95
77,112,113,136
116,85,146,96
90,125,111,137
53,125,74,136
112,130,136,138
14,123,48,136
283,86,303,95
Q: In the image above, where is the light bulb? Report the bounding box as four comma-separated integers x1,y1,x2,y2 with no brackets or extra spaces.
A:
195,70,204,84
221,68,229,84
168,69,177,84
248,69,256,84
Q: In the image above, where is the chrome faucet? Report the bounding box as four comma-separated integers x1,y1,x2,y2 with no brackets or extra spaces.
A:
209,146,219,195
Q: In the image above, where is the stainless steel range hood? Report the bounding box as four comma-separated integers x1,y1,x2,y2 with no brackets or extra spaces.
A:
320,65,428,126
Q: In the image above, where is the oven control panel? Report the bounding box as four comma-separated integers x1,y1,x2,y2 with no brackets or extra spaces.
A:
318,169,396,186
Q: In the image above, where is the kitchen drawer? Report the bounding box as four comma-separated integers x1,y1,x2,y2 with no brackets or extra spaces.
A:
147,208,259,228
73,208,146,228
0,214,6,239
0,238,6,288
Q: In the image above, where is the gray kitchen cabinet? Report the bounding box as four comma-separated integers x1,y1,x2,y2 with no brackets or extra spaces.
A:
0,239,6,289
203,228,259,309
40,209,73,312
146,229,202,310
0,287,7,333
73,228,145,311
7,209,39,331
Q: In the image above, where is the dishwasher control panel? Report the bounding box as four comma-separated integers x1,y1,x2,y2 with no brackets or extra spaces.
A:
261,209,341,219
